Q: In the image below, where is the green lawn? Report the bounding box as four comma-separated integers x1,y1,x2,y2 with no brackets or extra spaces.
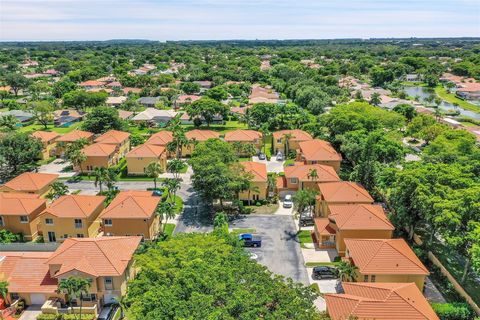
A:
305,262,340,267
18,122,82,134
165,195,184,214
246,203,279,214
435,86,480,113
163,223,176,237
283,159,295,167
231,228,256,235
298,230,313,248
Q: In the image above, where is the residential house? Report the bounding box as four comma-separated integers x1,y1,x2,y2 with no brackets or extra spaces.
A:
224,130,263,155
344,238,429,291
38,195,106,242
122,87,142,95
313,204,394,254
179,112,223,125
173,95,201,109
238,162,268,203
53,109,85,127
194,80,212,89
145,131,173,147
126,144,167,175
280,164,340,191
94,130,131,158
99,191,161,240
78,143,118,172
55,130,94,157
31,131,60,160
248,84,279,104
315,181,374,217
0,110,34,123
79,80,105,90
456,82,480,101
137,97,160,108
0,173,58,198
297,139,342,172
272,129,313,155
132,108,178,125
105,96,127,107
405,74,420,82
44,236,142,308
118,110,133,121
183,129,220,156
0,193,46,240
325,282,439,320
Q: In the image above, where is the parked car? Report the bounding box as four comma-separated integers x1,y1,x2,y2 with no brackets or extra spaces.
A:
276,152,284,161
283,194,293,208
97,303,118,320
299,211,314,227
312,266,339,280
152,189,164,197
258,153,266,160
239,233,262,247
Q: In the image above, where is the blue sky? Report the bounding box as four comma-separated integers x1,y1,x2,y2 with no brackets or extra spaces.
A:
0,0,479,41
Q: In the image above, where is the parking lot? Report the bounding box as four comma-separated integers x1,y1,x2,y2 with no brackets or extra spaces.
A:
230,215,309,285
251,156,285,173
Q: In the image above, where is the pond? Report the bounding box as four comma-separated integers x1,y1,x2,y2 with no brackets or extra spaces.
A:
404,86,480,120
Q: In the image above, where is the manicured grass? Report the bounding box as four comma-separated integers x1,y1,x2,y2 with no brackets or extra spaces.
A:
283,159,295,167
238,157,252,162
435,86,480,113
401,81,427,87
37,157,56,165
298,230,313,245
18,122,82,134
166,195,184,214
246,203,279,214
305,262,340,267
163,223,176,237
231,228,256,235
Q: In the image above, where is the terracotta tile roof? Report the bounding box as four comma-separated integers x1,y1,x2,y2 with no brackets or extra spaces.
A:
94,130,130,145
457,82,480,92
325,282,439,320
185,129,220,141
0,252,58,293
317,181,374,203
224,129,262,142
46,236,141,277
56,130,93,143
145,131,173,146
79,80,105,87
176,95,201,104
100,191,160,219
240,161,267,182
284,164,340,183
344,238,429,275
42,195,105,218
272,129,313,141
118,110,133,120
314,218,336,235
0,193,46,216
126,144,165,158
3,173,58,192
31,131,60,143
82,143,117,157
122,87,142,94
328,204,394,231
298,139,342,162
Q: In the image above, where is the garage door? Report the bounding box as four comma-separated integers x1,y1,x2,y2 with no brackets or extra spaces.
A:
30,293,46,305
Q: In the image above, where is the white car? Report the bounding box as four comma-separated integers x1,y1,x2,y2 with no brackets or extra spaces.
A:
276,152,284,161
283,194,293,208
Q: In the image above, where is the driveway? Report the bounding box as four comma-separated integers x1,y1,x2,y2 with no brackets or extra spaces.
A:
252,156,285,173
306,267,341,294
38,159,76,178
18,306,42,320
230,215,309,285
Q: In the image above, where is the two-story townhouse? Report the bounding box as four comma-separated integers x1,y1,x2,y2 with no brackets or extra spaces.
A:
272,129,312,155
78,143,118,172
296,139,342,172
224,129,263,155
281,164,340,192
0,173,59,198
55,130,94,157
126,144,167,175
182,129,220,156
0,193,46,240
38,195,105,242
31,131,60,160
99,191,161,240
238,162,268,203
94,130,131,158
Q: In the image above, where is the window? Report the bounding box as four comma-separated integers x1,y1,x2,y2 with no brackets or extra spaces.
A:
371,275,376,282
74,219,83,228
45,218,53,225
20,216,29,223
76,234,84,238
363,275,369,282
104,219,113,226
104,277,113,290
277,139,282,143
0,217,4,227
290,178,298,184
81,294,97,302
63,234,68,239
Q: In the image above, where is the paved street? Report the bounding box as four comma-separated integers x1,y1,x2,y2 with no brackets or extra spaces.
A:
37,159,76,178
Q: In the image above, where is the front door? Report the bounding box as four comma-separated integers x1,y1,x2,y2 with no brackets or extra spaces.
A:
48,231,56,242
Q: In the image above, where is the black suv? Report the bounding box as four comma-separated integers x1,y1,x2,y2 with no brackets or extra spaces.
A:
299,211,314,227
312,266,339,280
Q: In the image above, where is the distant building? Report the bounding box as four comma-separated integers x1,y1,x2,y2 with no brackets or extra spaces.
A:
132,108,178,124
137,97,161,108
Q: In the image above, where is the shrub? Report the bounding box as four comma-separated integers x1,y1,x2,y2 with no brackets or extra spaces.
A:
431,303,474,320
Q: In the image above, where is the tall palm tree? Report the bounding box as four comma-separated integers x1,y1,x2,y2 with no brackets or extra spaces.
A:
282,133,293,156
105,167,118,192
337,260,358,282
58,276,92,320
162,178,181,203
267,173,278,197
155,202,176,232
246,182,260,205
145,161,164,189
167,159,185,180
307,168,318,182
93,167,108,193
0,281,9,305
68,149,87,174
259,126,270,155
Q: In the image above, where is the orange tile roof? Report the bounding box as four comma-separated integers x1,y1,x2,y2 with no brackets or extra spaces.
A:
344,239,429,275
325,282,439,320
314,218,336,235
94,130,130,145
31,131,60,143
82,143,117,157
0,193,46,216
56,130,94,143
224,129,262,142
240,161,267,182
46,236,142,277
328,204,394,231
126,144,165,158
284,164,340,183
272,129,313,141
176,95,201,103
185,129,220,141
100,191,160,219
42,195,105,218
0,252,58,294
317,181,374,203
298,139,342,162
146,131,173,146
79,80,105,87
2,172,58,192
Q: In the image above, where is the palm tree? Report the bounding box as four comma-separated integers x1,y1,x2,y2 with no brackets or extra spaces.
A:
155,202,176,232
307,168,318,187
232,141,243,157
282,133,293,156
58,276,92,320
246,182,260,205
104,167,118,192
337,260,358,282
46,182,69,201
93,167,108,193
162,178,181,203
370,92,381,106
167,159,185,180
267,173,278,197
259,126,270,155
68,149,87,174
0,281,9,305
145,161,164,189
